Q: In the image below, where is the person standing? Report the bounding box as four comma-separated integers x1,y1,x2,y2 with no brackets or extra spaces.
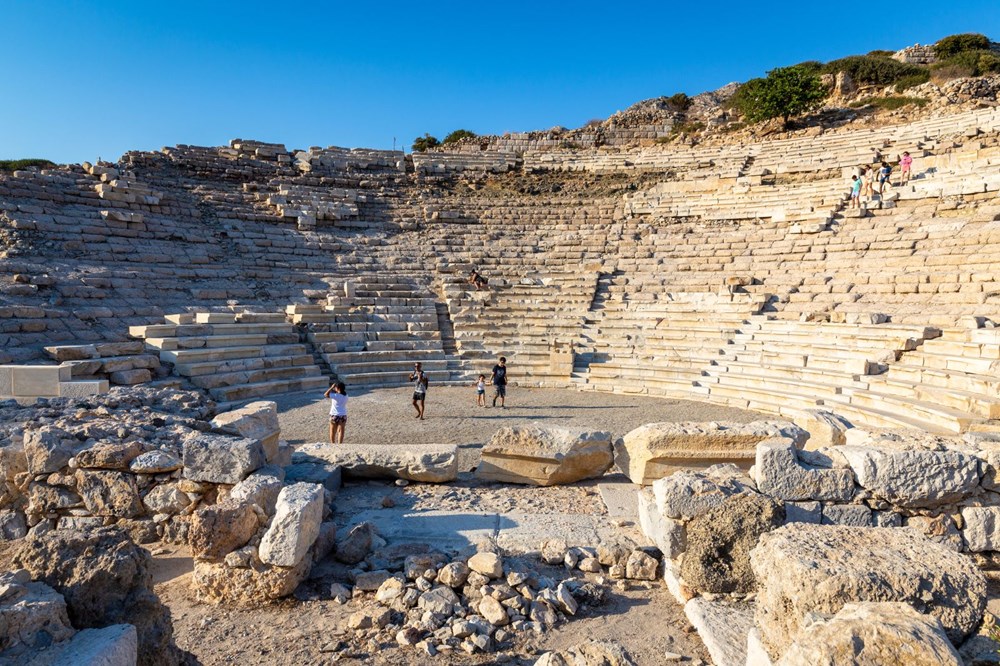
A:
899,151,913,185
490,356,508,409
323,381,348,444
409,362,429,420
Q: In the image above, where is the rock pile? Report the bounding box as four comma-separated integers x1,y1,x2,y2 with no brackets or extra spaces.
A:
0,388,291,546
9,525,179,665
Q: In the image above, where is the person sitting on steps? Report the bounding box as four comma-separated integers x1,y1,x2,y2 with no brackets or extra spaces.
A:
468,270,488,291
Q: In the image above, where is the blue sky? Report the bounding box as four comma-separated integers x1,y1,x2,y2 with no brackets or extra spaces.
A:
4,1,999,164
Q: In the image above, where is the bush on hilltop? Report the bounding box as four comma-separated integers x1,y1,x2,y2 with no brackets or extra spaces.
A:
822,55,926,87
732,65,826,126
934,33,992,59
411,134,440,152
0,158,56,172
442,129,477,145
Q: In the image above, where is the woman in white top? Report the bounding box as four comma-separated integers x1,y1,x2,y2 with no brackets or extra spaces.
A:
324,381,348,443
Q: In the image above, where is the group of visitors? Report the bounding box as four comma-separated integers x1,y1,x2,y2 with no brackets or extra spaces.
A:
849,149,912,208
323,355,509,442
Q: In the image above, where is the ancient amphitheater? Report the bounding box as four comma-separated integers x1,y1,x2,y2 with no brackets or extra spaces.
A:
4,71,1000,665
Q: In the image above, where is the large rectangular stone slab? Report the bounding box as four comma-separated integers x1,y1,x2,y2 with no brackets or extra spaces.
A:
295,442,457,483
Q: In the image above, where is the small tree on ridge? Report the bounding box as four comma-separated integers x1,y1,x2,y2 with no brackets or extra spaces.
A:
412,134,440,152
733,65,827,127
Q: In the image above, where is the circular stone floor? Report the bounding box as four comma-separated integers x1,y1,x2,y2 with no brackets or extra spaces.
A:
274,385,765,472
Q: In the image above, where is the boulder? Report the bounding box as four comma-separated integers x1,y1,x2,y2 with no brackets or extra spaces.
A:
754,439,855,502
0,510,28,540
259,483,324,567
335,522,375,564
182,433,264,485
192,555,311,605
777,602,961,665
475,426,613,486
650,464,755,520
751,524,986,657
0,570,75,656
792,409,852,450
534,641,636,666
960,506,1000,552
128,450,181,474
23,426,81,475
10,527,179,666
141,484,190,515
189,499,259,560
294,442,457,483
616,420,806,485
468,552,503,579
228,466,285,514
74,470,143,518
210,401,280,461
837,444,980,508
680,493,783,594
74,441,143,470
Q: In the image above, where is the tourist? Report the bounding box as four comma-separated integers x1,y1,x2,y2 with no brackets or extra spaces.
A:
900,151,913,185
877,161,892,195
323,381,348,444
862,165,875,198
474,374,487,407
491,356,508,408
871,146,883,164
849,175,861,209
409,362,429,420
468,270,488,290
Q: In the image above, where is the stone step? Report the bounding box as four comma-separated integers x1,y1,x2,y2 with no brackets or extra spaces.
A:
174,353,315,377
886,363,1000,395
145,333,299,351
894,350,999,375
208,375,329,402
328,359,450,374
860,376,1000,419
818,396,959,434
324,349,447,364
190,364,323,390
836,387,979,433
159,344,309,364
131,322,294,338
919,339,1000,360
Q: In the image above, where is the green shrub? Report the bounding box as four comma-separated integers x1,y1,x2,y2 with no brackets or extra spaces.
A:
667,92,691,110
867,49,895,57
732,65,827,125
932,50,1000,77
934,33,992,59
667,120,705,137
442,129,477,145
793,61,824,75
0,158,55,172
894,70,931,91
848,96,929,110
411,134,440,152
822,55,927,86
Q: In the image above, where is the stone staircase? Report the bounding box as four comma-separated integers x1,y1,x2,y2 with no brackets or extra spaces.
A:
130,312,327,403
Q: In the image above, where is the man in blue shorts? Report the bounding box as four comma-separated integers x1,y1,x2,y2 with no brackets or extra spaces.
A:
491,356,508,408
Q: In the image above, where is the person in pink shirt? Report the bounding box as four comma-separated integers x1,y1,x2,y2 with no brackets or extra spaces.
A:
899,151,913,185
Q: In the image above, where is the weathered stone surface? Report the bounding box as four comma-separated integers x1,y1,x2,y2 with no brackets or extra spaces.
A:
754,438,855,502
684,597,754,666
141,484,190,515
74,440,143,470
182,433,264,485
192,555,311,605
418,586,460,615
905,514,964,551
475,426,613,486
27,624,139,666
784,501,821,524
259,483,324,567
479,594,509,626
820,503,872,527
437,562,469,588
74,470,143,518
189,500,258,560
0,510,28,540
680,492,783,594
128,450,181,474
283,460,342,493
534,641,636,666
23,427,81,475
961,506,1000,552
624,550,658,580
837,443,980,508
751,524,987,656
776,602,962,666
228,466,284,514
616,420,806,485
210,401,280,460
294,442,457,483
793,409,852,450
10,527,178,666
335,522,374,564
0,570,75,657
636,489,687,558
468,552,503,579
651,464,755,520
27,483,82,514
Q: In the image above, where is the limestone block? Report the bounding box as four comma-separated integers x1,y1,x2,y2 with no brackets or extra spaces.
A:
820,503,872,526
961,506,1000,552
615,420,807,485
182,433,265,485
259,483,324,567
776,602,961,665
108,368,151,386
475,426,612,486
791,409,851,449
141,484,190,515
74,441,143,470
210,401,280,460
784,501,821,524
283,460,341,493
683,597,754,666
28,624,139,666
189,499,259,560
229,466,285,514
11,365,70,397
294,442,457,483
128,450,181,474
754,438,855,502
751,524,987,656
636,488,686,558
23,426,80,474
650,464,755,520
0,510,28,539
74,470,143,518
837,444,980,508
192,554,311,604
0,570,75,656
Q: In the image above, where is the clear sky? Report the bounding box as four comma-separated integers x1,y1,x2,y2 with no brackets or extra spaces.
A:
4,1,999,164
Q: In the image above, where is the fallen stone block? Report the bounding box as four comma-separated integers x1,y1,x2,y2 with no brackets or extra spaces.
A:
190,499,259,560
182,433,265,485
837,443,979,508
791,409,852,450
776,602,961,665
684,597,753,666
651,463,755,520
295,442,457,483
192,555,312,605
534,641,636,666
961,506,1000,552
210,401,280,461
751,524,986,657
616,420,807,485
0,569,75,657
754,438,855,502
28,624,139,666
229,466,285,514
475,426,613,486
259,483,324,567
